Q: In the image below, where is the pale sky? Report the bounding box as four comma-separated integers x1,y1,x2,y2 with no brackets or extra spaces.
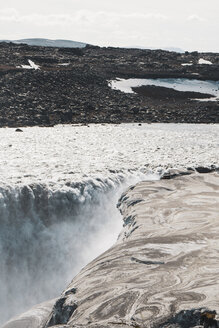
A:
0,0,218,52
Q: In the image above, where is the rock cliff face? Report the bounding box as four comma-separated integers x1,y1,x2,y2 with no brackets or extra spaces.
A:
0,43,218,127
3,171,219,328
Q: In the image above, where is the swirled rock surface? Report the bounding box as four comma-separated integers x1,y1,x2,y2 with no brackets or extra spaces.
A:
3,171,219,328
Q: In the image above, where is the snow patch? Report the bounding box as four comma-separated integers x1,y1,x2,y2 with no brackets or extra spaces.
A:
20,60,40,70
198,58,212,65
58,63,70,66
181,63,193,66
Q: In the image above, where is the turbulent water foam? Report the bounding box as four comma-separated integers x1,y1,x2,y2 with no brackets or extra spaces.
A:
1,124,219,186
0,123,219,325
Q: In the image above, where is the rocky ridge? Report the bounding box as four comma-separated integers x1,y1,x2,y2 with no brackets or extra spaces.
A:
0,42,218,127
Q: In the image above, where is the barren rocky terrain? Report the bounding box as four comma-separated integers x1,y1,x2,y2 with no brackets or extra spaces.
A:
0,42,218,127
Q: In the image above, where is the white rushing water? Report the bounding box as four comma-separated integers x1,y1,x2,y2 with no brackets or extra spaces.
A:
0,123,219,325
109,78,219,100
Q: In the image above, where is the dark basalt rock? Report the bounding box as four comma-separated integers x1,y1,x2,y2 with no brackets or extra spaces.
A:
161,169,193,180
64,287,77,296
131,256,165,265
161,167,219,179
132,85,215,99
46,297,77,327
160,308,218,328
195,166,217,174
0,42,218,127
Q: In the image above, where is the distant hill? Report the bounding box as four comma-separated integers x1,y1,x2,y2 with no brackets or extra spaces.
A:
0,38,88,48
162,47,185,53
127,45,184,53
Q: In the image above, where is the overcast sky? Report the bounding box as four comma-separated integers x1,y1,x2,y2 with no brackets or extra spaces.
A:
0,0,218,51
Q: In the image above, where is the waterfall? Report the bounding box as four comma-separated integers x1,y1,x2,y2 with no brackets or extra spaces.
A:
0,172,158,325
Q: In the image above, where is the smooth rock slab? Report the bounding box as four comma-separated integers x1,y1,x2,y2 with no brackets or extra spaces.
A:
57,172,219,327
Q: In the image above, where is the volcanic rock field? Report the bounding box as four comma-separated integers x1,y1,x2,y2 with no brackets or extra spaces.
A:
0,42,218,127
